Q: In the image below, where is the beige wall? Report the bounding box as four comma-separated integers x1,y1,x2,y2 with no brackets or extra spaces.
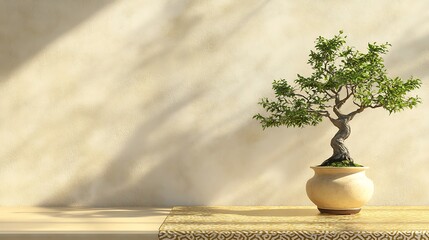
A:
0,0,428,206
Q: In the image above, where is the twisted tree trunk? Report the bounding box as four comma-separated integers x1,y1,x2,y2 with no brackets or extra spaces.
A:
320,117,353,166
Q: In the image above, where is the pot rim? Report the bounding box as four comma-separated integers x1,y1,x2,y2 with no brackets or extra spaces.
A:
311,166,369,169
310,166,369,174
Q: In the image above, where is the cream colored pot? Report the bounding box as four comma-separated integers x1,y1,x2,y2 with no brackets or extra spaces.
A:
306,166,374,215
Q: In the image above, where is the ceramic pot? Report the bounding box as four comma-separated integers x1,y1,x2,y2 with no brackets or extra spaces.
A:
306,166,374,215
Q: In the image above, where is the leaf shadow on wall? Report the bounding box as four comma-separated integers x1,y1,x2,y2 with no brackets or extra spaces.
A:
386,33,429,79
38,80,333,207
136,0,272,71
368,30,429,204
0,0,114,79
37,0,336,207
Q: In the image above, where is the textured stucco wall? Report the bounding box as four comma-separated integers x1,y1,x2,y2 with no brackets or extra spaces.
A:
0,0,428,206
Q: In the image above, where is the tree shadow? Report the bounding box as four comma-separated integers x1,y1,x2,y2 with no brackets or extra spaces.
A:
137,0,272,70
170,206,319,217
137,0,202,68
385,32,429,79
39,90,332,207
37,0,336,207
38,86,205,206
0,0,114,79
367,30,429,205
13,207,170,218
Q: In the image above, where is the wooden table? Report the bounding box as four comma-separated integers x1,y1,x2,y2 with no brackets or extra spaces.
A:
0,207,170,240
159,206,429,240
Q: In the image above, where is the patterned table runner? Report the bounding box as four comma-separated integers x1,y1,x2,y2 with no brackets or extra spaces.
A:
159,206,429,239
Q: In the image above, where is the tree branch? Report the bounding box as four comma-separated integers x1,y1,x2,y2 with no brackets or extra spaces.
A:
333,105,345,118
336,86,352,109
294,93,309,101
352,99,362,108
321,103,334,109
323,61,334,76
327,115,340,125
336,86,343,95
347,106,365,120
369,104,382,109
308,107,331,118
335,92,340,105
323,90,334,98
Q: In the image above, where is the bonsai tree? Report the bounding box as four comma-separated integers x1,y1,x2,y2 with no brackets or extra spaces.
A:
254,31,422,167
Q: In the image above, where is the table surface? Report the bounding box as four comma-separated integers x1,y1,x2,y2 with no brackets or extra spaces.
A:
0,207,170,240
160,206,429,232
2,206,429,240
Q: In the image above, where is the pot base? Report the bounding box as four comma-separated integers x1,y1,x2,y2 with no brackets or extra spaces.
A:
318,208,361,215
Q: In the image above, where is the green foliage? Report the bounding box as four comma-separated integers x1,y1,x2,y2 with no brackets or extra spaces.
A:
254,31,422,129
253,78,324,129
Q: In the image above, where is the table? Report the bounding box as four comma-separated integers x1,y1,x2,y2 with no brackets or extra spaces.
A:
159,206,429,240
0,207,170,240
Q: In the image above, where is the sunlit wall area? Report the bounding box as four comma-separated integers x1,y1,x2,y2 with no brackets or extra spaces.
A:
0,0,428,206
